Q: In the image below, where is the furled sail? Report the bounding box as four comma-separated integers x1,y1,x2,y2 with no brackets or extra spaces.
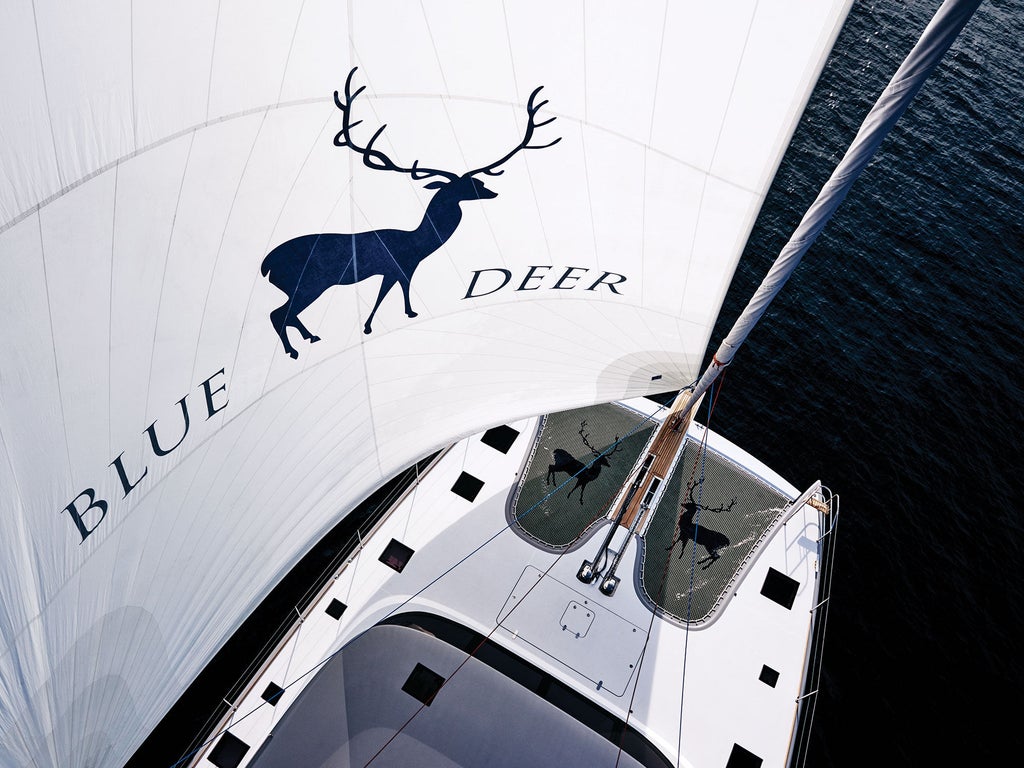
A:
0,2,850,765
685,0,983,410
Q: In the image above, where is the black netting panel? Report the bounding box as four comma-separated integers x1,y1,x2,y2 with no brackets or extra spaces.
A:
641,440,790,623
512,404,655,549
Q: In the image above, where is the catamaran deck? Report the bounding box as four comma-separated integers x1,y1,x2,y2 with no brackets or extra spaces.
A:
190,396,834,768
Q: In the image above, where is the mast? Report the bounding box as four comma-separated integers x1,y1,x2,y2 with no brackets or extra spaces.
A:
679,0,983,418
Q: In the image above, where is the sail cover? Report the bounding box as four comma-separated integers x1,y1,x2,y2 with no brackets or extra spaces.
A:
0,1,851,765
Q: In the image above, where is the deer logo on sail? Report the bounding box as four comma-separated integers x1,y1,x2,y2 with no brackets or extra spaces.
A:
666,479,736,570
546,420,622,505
260,68,561,358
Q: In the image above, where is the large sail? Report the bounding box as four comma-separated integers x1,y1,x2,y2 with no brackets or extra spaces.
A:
0,2,850,766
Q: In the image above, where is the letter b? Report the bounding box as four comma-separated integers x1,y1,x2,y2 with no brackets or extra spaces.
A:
62,489,109,542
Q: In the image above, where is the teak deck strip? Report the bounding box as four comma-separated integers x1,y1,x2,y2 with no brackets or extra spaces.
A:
621,392,703,529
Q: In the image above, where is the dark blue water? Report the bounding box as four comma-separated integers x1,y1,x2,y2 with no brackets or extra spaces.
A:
708,1,1024,764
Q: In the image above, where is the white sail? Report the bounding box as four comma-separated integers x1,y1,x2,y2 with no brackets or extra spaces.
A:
0,2,850,766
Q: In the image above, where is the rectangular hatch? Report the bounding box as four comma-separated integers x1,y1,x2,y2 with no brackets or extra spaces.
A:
496,566,647,695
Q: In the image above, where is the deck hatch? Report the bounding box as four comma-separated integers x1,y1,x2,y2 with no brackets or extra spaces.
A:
559,601,594,638
325,598,347,619
726,743,763,768
760,567,799,609
498,566,646,695
451,471,485,501
379,539,414,572
758,664,779,687
401,662,445,705
261,682,285,705
208,731,250,768
481,424,520,453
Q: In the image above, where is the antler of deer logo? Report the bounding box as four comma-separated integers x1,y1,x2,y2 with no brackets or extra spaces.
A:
666,479,735,569
260,67,561,358
546,420,622,505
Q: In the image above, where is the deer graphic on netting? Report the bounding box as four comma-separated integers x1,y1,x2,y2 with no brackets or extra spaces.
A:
666,479,736,570
545,420,622,505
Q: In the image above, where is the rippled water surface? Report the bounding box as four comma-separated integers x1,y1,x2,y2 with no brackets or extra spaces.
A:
709,2,1023,764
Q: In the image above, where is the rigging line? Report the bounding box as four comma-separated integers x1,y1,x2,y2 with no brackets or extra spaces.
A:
361,613,507,765
31,199,82,755
484,7,558,270
681,375,725,623
613,436,675,768
621,384,716,768
673,0,760,324
614,513,684,768
107,159,119,463
341,66,387,481
171,400,674,767
647,0,670,147
10,372,338,652
578,118,601,273
674,378,722,763
621,384,722,768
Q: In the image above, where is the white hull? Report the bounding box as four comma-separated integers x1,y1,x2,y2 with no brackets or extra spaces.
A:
190,397,835,768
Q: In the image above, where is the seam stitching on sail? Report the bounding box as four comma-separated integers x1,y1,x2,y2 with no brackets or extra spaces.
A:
205,1,223,124
276,0,309,106
243,109,337,401
189,109,270,389
28,0,63,191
